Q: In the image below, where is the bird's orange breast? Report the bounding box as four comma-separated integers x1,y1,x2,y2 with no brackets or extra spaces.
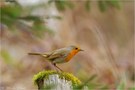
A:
65,50,78,62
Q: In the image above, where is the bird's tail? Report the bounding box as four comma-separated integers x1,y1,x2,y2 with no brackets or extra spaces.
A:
28,53,41,55
28,53,48,58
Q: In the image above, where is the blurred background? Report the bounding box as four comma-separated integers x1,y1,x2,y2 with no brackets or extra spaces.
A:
0,0,134,90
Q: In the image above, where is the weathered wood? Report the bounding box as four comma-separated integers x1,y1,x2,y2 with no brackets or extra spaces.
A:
44,74,72,90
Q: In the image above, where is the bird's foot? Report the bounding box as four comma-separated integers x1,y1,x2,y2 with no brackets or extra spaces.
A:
52,63,63,72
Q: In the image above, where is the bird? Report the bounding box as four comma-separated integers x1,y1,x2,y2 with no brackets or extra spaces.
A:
28,45,83,71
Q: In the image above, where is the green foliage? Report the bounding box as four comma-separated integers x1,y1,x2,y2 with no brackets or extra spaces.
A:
54,0,74,11
106,0,121,9
116,81,125,90
1,4,21,18
19,15,54,37
1,50,14,65
98,0,121,12
1,0,121,38
1,2,53,37
73,74,107,90
1,4,21,26
130,86,135,90
45,15,62,20
51,0,121,12
98,1,108,12
33,70,81,86
85,0,91,11
1,50,23,68
99,85,109,90
19,16,43,22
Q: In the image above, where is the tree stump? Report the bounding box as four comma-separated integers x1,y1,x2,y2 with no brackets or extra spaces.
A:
33,70,88,90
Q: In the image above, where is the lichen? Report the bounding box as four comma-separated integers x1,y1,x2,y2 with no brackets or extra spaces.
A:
33,70,81,86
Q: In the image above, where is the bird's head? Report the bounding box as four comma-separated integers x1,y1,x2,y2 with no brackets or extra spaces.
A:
68,45,83,53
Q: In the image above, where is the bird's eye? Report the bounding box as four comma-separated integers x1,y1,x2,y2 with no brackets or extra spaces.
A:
75,48,78,50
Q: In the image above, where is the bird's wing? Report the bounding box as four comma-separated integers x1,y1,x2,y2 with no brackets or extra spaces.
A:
47,48,69,60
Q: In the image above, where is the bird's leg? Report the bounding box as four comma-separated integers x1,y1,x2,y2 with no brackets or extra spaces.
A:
53,63,63,71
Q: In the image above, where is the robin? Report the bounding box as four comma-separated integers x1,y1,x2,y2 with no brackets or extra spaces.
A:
28,45,83,71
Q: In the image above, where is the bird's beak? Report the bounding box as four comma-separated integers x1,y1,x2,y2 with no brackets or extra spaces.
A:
79,49,84,51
